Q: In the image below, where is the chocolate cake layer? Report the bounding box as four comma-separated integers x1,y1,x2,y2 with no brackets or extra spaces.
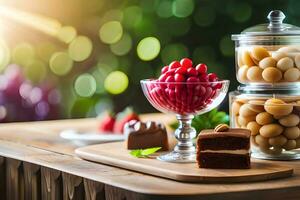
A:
197,136,250,151
197,152,251,169
199,128,251,139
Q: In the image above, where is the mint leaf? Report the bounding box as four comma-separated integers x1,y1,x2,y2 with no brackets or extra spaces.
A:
141,147,161,156
130,149,143,157
130,147,161,158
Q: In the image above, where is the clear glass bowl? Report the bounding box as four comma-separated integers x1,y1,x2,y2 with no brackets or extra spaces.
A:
141,79,229,163
229,89,300,160
232,10,300,87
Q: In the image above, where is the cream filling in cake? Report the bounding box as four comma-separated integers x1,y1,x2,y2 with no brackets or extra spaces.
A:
201,149,249,155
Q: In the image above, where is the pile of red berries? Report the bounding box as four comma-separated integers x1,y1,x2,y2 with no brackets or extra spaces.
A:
147,58,223,114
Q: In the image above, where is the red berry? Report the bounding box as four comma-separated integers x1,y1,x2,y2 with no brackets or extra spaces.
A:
158,73,168,82
180,58,193,68
161,66,169,74
165,75,175,83
175,67,187,75
199,74,209,82
165,69,176,76
99,113,116,132
169,61,181,69
186,77,199,83
208,73,218,82
195,63,207,74
187,68,198,76
174,73,185,82
113,112,140,133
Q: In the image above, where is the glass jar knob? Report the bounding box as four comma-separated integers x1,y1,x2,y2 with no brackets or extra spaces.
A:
267,10,286,32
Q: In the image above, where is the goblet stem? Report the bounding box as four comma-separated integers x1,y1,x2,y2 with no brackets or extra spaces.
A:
157,114,197,163
174,114,196,154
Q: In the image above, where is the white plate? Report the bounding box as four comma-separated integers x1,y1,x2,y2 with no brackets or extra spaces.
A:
60,129,125,145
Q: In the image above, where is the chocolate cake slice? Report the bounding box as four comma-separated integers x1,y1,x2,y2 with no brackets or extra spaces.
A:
124,120,169,151
196,125,251,169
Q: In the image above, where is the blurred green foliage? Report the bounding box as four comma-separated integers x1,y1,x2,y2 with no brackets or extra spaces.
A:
0,0,297,120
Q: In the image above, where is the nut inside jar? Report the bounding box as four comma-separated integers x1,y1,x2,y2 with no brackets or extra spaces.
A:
231,97,300,155
236,46,300,84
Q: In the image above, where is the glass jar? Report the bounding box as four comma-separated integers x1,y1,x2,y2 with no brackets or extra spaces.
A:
232,10,300,88
229,86,300,160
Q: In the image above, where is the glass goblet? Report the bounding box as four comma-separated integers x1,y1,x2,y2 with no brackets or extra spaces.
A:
140,79,230,163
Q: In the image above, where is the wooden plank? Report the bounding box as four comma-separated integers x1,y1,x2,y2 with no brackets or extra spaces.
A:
62,173,84,200
6,158,24,200
83,179,105,200
41,167,63,200
0,156,6,199
23,162,41,200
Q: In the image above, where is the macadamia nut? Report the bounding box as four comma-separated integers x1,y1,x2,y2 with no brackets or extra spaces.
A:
262,67,282,82
259,57,276,69
277,57,294,72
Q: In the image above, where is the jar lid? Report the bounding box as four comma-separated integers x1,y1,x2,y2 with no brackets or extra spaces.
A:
232,10,300,41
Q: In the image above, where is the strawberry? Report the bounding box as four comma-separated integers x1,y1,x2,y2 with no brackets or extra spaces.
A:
98,112,116,132
114,108,140,133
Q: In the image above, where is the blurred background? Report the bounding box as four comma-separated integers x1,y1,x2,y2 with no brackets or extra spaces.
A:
0,0,296,122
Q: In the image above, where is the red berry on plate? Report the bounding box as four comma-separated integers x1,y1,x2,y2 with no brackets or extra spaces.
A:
98,112,116,132
195,63,207,74
114,110,140,133
180,58,193,68
187,67,198,76
169,61,181,69
174,73,185,82
161,66,169,74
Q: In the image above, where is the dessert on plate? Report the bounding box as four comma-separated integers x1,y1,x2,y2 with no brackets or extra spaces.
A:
196,124,251,169
124,120,169,151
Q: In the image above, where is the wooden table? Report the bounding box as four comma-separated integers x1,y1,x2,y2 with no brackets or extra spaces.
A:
0,114,299,200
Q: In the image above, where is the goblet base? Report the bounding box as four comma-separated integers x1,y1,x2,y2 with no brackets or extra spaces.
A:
157,151,196,163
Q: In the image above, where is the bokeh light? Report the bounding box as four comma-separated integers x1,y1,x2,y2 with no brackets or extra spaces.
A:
102,9,123,22
57,26,77,43
12,43,35,66
68,36,93,62
123,6,143,29
49,52,73,76
104,71,129,95
172,0,194,18
74,73,97,97
110,33,132,56
99,21,123,44
36,42,56,62
24,60,47,83
156,0,173,18
137,37,161,61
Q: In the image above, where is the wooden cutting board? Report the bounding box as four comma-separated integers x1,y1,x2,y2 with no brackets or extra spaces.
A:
75,142,293,183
